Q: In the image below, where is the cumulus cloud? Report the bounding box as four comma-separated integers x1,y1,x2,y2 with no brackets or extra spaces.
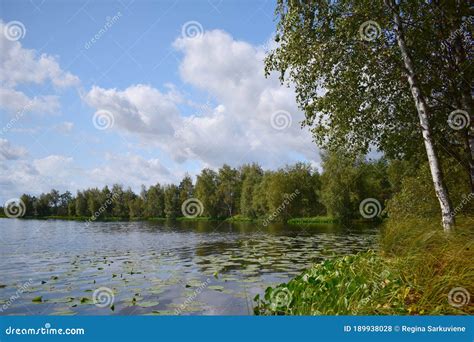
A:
0,138,27,160
0,152,174,202
84,30,319,169
87,153,173,188
84,84,181,138
0,154,78,201
0,20,79,115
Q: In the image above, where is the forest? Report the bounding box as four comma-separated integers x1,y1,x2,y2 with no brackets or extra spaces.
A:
3,150,473,223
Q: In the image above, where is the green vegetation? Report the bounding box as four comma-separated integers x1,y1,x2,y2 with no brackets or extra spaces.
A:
265,0,472,231
252,0,473,315
4,157,398,223
287,217,338,225
255,219,474,315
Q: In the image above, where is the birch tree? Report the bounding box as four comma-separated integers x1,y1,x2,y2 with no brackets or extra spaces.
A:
265,0,470,230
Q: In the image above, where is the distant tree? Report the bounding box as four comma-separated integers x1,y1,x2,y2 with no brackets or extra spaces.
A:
240,164,264,218
164,185,180,218
178,174,195,207
143,183,165,218
20,194,35,217
217,165,241,217
195,168,220,217
75,191,87,217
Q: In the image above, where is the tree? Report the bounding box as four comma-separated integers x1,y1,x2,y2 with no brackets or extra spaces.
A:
195,168,220,217
383,0,454,230
217,165,241,218
20,194,35,217
178,174,195,207
143,183,165,218
75,191,87,217
164,185,180,218
240,164,264,218
264,0,469,230
320,151,359,220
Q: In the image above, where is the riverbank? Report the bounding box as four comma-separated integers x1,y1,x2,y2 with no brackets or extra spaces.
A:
0,215,345,225
254,217,474,315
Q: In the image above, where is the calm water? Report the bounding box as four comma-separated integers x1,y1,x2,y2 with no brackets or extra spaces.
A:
0,218,378,315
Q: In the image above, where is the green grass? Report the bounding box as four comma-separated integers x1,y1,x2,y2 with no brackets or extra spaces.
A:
254,217,474,315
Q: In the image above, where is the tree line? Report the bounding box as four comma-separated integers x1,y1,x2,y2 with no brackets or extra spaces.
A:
7,150,471,222
4,153,387,221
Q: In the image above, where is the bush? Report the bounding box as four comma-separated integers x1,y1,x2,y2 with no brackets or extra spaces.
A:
254,218,474,315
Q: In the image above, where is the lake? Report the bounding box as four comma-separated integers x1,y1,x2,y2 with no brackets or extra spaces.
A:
0,218,378,315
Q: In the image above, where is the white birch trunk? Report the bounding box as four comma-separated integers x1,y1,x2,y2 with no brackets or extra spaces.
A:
385,0,455,231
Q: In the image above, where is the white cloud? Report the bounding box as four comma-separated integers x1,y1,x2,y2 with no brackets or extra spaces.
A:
0,154,79,201
84,30,319,169
54,121,74,134
0,20,79,115
0,152,174,202
88,153,173,188
84,84,181,138
0,138,27,160
0,87,60,114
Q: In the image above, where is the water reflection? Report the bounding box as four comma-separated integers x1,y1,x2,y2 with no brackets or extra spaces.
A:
0,218,377,315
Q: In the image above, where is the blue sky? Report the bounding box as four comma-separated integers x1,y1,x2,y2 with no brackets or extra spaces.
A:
0,0,319,202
